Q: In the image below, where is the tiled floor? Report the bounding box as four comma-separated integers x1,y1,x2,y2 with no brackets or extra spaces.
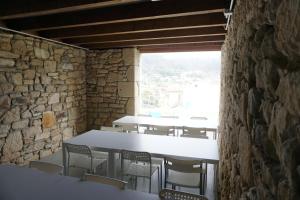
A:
40,150,216,199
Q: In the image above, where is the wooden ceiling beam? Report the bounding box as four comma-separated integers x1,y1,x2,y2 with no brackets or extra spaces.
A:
139,44,222,53
63,26,226,45
81,35,225,49
40,13,226,39
0,0,145,20
5,0,225,31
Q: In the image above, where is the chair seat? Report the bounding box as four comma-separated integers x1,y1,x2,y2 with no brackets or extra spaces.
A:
166,170,202,187
123,162,158,178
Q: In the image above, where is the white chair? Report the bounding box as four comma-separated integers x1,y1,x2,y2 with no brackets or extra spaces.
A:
146,125,175,136
182,127,208,139
119,124,139,133
83,173,127,190
159,189,208,200
164,157,207,195
100,126,123,132
29,161,63,175
121,150,160,193
65,143,107,176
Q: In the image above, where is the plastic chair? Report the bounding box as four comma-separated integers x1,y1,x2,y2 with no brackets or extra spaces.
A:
83,173,127,190
159,189,208,200
29,161,63,175
119,124,139,133
146,125,175,136
182,127,208,139
64,143,107,176
120,150,160,193
164,157,207,195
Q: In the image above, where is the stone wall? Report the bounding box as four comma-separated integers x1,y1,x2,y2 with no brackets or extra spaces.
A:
0,30,87,165
86,48,139,129
219,0,300,199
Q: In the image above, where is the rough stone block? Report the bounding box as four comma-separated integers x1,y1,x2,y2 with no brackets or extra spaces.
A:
44,60,57,72
42,111,56,128
0,50,19,59
48,93,60,104
0,124,10,137
0,95,11,110
3,107,20,124
12,73,23,85
41,75,51,85
24,69,35,80
12,119,29,130
35,131,51,141
0,58,15,67
34,47,49,59
14,85,28,92
63,127,73,140
3,131,23,155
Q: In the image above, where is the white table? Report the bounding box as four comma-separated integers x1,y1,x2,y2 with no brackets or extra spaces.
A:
62,130,219,189
0,164,159,200
113,115,218,138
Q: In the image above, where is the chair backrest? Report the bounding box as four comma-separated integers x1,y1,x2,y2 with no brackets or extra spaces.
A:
120,124,139,133
144,129,169,136
159,189,208,200
183,127,206,134
164,157,206,174
182,127,207,139
120,150,152,178
121,150,151,163
29,161,63,175
148,125,175,135
65,143,92,156
100,126,123,132
83,173,127,190
190,116,208,120
64,143,93,172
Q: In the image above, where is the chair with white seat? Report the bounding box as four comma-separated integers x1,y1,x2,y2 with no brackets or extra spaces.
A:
120,150,160,193
164,157,207,195
65,143,107,176
159,189,208,200
83,173,127,190
182,127,208,139
29,161,63,175
100,126,123,132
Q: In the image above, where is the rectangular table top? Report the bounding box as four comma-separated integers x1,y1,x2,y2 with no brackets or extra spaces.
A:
0,165,159,200
113,115,218,130
64,130,219,164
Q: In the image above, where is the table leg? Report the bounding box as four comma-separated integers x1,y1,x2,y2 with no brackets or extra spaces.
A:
214,163,219,198
107,151,116,178
62,143,67,176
